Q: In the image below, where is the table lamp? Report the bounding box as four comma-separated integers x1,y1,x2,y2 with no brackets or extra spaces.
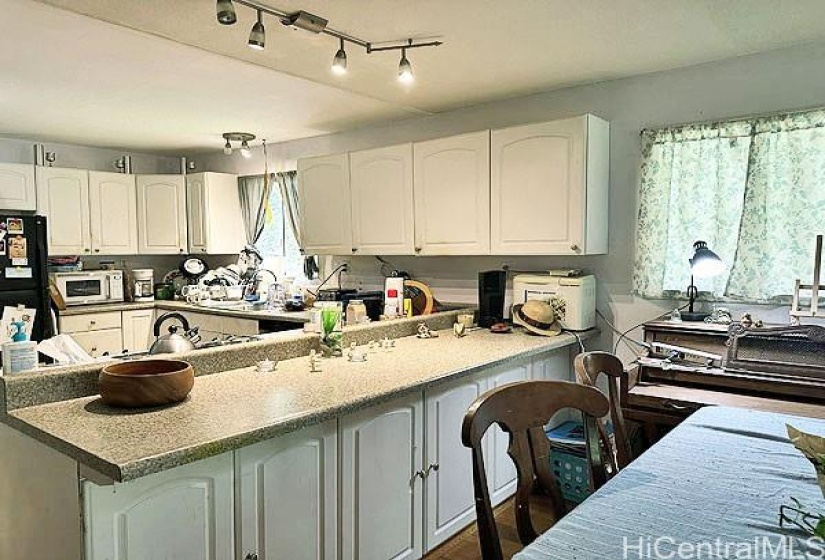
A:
683,240,725,321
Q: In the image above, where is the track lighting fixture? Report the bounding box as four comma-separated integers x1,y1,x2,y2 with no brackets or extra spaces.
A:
398,47,414,84
222,132,256,157
248,10,265,50
216,0,237,25
332,38,347,75
212,2,442,84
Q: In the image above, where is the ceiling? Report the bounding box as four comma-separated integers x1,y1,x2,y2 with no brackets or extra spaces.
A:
6,0,825,153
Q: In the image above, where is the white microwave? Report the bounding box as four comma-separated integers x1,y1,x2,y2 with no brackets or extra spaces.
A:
52,270,125,306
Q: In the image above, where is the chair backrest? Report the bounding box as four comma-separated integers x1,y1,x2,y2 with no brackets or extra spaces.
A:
461,380,610,560
574,351,633,470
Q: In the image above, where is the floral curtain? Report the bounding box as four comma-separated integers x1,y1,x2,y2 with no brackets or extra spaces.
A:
634,109,825,302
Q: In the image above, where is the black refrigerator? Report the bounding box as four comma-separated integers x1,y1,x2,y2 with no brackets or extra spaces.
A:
0,214,54,342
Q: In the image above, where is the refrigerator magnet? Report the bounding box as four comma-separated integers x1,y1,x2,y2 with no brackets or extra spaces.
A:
0,238,6,255
8,236,26,259
11,258,27,267
5,267,32,279
7,218,23,234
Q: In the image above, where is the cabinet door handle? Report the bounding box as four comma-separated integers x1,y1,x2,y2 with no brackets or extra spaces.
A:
89,320,96,325
410,469,425,486
571,244,580,252
244,553,259,560
352,247,358,253
415,246,422,253
94,249,100,253
425,463,439,476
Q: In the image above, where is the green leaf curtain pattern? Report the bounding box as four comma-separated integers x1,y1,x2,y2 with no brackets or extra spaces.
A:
634,109,825,302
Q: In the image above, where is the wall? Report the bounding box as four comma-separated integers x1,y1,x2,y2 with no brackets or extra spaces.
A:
0,136,181,174
195,41,825,359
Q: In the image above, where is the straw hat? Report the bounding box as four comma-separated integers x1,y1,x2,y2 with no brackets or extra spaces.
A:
512,299,562,336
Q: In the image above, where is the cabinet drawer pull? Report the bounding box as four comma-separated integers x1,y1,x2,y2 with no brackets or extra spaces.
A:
244,553,259,560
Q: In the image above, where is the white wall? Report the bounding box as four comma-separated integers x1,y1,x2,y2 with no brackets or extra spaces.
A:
189,41,825,360
0,136,180,174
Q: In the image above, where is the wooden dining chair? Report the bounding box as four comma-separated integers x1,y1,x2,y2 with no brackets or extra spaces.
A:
574,351,634,470
461,380,611,560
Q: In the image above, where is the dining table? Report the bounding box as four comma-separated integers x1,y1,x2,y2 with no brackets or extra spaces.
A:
514,405,825,559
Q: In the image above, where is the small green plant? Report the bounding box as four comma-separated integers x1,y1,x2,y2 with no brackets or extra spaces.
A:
320,307,343,357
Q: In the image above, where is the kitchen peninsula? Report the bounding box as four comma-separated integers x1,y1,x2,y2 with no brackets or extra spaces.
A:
0,309,594,560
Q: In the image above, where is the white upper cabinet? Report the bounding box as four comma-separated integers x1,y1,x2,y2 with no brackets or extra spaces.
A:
490,114,609,255
136,175,187,255
298,154,352,255
413,131,491,255
350,144,415,255
186,172,245,255
0,163,36,211
88,171,138,255
36,167,91,255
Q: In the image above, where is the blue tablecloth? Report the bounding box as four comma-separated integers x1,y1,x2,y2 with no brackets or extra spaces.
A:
515,406,825,559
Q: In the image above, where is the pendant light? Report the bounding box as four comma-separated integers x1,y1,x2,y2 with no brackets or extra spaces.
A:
223,139,232,155
216,0,237,25
398,47,414,84
248,10,265,50
240,140,253,158
332,38,347,75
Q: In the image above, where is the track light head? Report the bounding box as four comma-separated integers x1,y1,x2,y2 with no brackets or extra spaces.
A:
248,10,265,50
216,0,237,25
223,140,232,155
332,39,347,75
398,48,414,84
240,140,253,158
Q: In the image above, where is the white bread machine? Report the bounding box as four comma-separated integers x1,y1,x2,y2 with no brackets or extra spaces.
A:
511,274,596,331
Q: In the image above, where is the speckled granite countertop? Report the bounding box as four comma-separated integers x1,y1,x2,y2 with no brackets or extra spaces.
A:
4,328,592,482
59,300,311,323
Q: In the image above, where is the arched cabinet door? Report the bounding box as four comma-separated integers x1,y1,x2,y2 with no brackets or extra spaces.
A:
83,454,234,560
237,421,337,560
0,163,36,211
340,395,424,560
298,153,352,255
36,166,90,255
136,174,187,254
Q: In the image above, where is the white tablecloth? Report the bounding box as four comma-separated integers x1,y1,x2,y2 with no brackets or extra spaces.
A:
515,406,825,559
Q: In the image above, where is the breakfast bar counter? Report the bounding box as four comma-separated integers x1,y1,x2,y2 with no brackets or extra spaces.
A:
3,328,592,482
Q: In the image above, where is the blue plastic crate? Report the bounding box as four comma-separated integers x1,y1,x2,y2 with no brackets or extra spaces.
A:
545,421,597,504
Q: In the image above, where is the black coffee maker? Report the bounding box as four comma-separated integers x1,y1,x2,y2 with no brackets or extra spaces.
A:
478,270,507,328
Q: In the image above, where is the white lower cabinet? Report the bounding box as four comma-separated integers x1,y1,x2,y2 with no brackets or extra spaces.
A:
340,395,424,560
121,309,154,353
83,454,235,560
423,373,487,552
238,421,337,560
483,361,531,506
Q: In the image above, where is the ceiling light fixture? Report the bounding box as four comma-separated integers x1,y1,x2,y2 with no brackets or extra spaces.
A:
222,132,256,157
240,140,252,158
332,38,347,75
248,10,265,50
398,43,414,84
216,0,237,25
213,2,442,84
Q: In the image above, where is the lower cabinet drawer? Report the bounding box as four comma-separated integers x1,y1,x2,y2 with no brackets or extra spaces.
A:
70,329,123,358
61,312,122,334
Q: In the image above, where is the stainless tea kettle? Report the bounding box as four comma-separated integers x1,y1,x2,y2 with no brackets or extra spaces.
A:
149,312,197,355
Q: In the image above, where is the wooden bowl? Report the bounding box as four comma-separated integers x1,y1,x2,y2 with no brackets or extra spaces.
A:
99,359,194,408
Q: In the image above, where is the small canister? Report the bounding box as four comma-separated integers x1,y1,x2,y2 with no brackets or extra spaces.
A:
2,341,38,375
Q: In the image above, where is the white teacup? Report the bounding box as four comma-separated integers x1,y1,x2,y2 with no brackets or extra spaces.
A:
348,346,368,362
